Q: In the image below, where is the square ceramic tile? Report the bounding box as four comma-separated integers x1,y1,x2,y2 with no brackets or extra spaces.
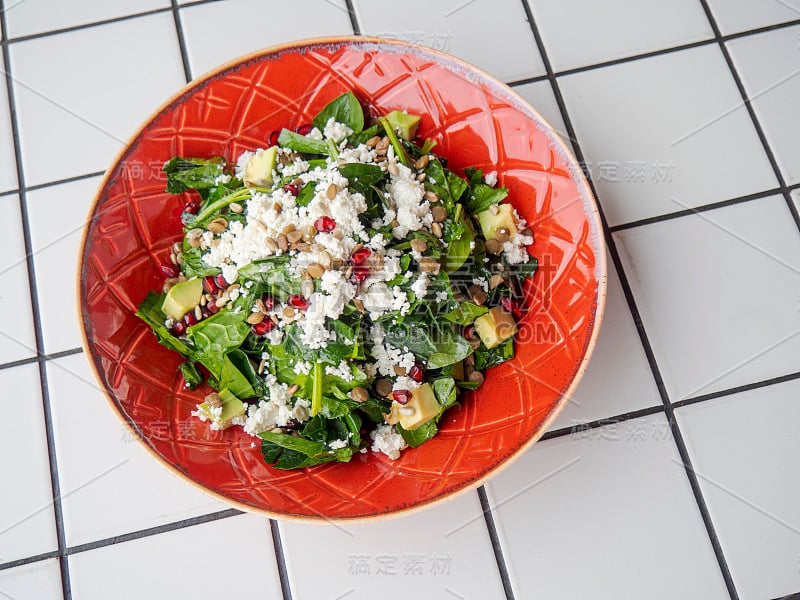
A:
614,195,800,401
557,45,777,226
46,354,229,546
180,0,354,77
676,380,800,599
352,0,546,82
0,194,37,364
548,256,662,431
527,0,713,72
0,559,62,600
4,0,170,39
512,80,572,151
727,25,800,185
70,514,282,599
0,77,18,193
486,414,729,599
10,13,185,187
705,0,800,35
0,365,58,564
280,491,505,600
27,176,101,355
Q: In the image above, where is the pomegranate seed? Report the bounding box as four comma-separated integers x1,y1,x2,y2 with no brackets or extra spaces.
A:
296,123,312,135
409,363,424,382
262,295,275,311
201,306,211,318
160,264,178,278
207,303,220,314
352,265,370,283
171,321,186,336
203,275,219,294
252,319,275,335
184,199,200,215
268,130,280,146
500,296,522,318
184,312,197,327
283,183,300,196
392,390,412,405
314,216,336,232
215,274,228,289
350,247,371,265
288,294,309,310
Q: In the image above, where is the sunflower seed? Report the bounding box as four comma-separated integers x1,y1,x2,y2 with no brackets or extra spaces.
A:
247,312,265,325
431,222,443,238
229,202,243,214
410,238,428,253
415,155,429,170
207,217,228,234
431,205,447,222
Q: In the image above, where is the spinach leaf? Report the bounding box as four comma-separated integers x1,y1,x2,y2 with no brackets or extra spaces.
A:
431,376,457,409
163,156,225,194
218,355,256,398
384,322,472,368
136,291,193,356
180,245,218,279
260,430,353,469
427,328,473,368
446,171,469,203
277,129,330,155
443,229,474,272
294,182,316,207
398,420,438,448
442,301,488,325
312,91,364,133
357,397,391,423
187,310,250,373
465,183,508,214
474,338,515,371
349,124,380,146
179,361,203,389
337,163,385,194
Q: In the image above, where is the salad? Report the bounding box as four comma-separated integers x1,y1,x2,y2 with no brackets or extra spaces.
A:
136,92,538,469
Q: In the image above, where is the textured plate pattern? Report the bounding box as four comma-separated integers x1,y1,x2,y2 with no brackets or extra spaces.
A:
80,38,604,520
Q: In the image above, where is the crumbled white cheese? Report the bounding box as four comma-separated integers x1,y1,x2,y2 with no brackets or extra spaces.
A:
295,361,312,375
323,117,353,143
306,127,323,140
370,424,408,460
325,360,353,382
243,374,303,436
484,171,498,187
328,438,349,450
410,272,429,299
393,375,421,391
214,173,232,185
281,159,310,177
369,324,416,377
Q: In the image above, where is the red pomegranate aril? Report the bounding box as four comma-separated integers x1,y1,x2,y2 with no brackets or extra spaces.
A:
288,294,309,310
184,200,200,215
203,275,219,294
314,216,336,233
207,302,220,314
296,123,312,135
352,265,370,283
283,183,300,196
252,319,275,335
268,130,280,146
215,274,228,289
409,363,424,382
350,247,371,265
201,307,211,319
500,296,523,318
262,295,275,311
160,264,178,278
392,390,412,405
171,321,186,336
184,312,197,327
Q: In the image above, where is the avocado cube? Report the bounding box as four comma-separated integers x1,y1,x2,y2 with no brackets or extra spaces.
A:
243,147,277,187
385,110,421,141
196,389,246,430
396,383,441,430
161,277,203,321
477,204,517,241
474,306,517,349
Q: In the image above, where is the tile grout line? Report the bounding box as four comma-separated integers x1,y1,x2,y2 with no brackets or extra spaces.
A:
270,521,293,600
518,1,741,598
0,509,241,572
541,405,666,441
0,347,83,372
170,0,193,83
0,3,72,598
696,0,800,237
477,486,516,600
672,370,800,410
0,0,222,46
343,0,361,35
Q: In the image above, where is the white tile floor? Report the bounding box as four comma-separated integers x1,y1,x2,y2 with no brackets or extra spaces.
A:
2,2,798,599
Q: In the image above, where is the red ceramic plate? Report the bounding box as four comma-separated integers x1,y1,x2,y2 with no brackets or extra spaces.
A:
79,37,606,521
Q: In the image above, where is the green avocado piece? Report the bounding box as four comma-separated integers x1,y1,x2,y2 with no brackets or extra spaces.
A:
196,388,247,429
385,110,421,141
243,146,277,187
161,277,203,321
477,204,517,241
